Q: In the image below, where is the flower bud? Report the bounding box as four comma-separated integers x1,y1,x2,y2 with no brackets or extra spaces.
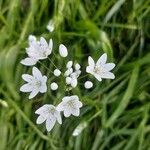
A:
59,44,68,57
54,69,61,77
50,82,58,90
84,81,93,89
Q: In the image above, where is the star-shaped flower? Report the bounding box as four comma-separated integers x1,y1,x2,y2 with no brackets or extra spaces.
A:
86,53,115,81
20,67,47,99
57,95,83,117
21,35,53,66
35,104,62,132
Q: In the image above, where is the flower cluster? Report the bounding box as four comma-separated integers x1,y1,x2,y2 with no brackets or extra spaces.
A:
20,34,116,132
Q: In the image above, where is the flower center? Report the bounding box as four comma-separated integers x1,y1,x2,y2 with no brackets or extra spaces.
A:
94,66,101,74
67,100,75,109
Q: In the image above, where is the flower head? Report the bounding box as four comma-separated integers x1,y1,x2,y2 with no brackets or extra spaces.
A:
86,53,115,81
35,104,62,132
57,95,83,117
21,35,53,66
20,67,47,99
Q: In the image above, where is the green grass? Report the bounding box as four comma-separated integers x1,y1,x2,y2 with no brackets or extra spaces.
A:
0,0,150,149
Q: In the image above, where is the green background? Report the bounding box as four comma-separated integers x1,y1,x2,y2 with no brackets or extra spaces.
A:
0,0,150,149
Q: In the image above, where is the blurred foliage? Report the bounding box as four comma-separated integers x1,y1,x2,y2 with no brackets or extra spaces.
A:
0,0,150,149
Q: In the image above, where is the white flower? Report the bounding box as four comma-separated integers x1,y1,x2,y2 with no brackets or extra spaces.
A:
46,20,54,32
84,81,93,89
57,95,83,117
35,104,62,132
54,69,61,77
20,67,47,99
21,36,53,66
59,44,68,57
50,82,58,90
86,53,115,81
66,61,73,68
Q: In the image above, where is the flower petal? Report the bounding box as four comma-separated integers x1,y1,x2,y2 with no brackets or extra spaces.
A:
64,109,71,117
101,72,115,79
22,74,33,82
76,100,83,108
96,53,107,65
104,63,115,71
32,67,43,80
48,39,53,53
86,66,94,74
35,104,50,114
20,57,37,66
55,111,62,124
94,74,102,81
88,56,95,68
46,117,56,132
40,37,48,47
56,102,64,111
40,83,47,93
20,83,32,92
71,108,80,116
36,115,46,124
29,88,39,99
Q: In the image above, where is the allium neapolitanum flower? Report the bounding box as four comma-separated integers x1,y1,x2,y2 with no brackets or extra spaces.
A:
35,104,62,132
57,95,83,117
86,53,115,81
20,67,47,99
21,35,53,66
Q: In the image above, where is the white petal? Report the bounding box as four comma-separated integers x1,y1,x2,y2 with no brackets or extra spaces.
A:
94,74,102,81
20,83,33,92
88,56,95,67
29,88,39,99
36,115,46,124
22,74,33,82
20,58,37,66
86,66,93,74
56,102,64,111
71,108,80,116
64,109,71,117
77,101,83,108
104,63,115,71
48,39,53,55
59,44,68,57
40,83,47,93
32,67,43,80
40,37,48,47
28,35,36,45
54,111,62,124
96,53,107,65
35,104,50,114
46,117,56,132
62,96,70,102
101,72,115,79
